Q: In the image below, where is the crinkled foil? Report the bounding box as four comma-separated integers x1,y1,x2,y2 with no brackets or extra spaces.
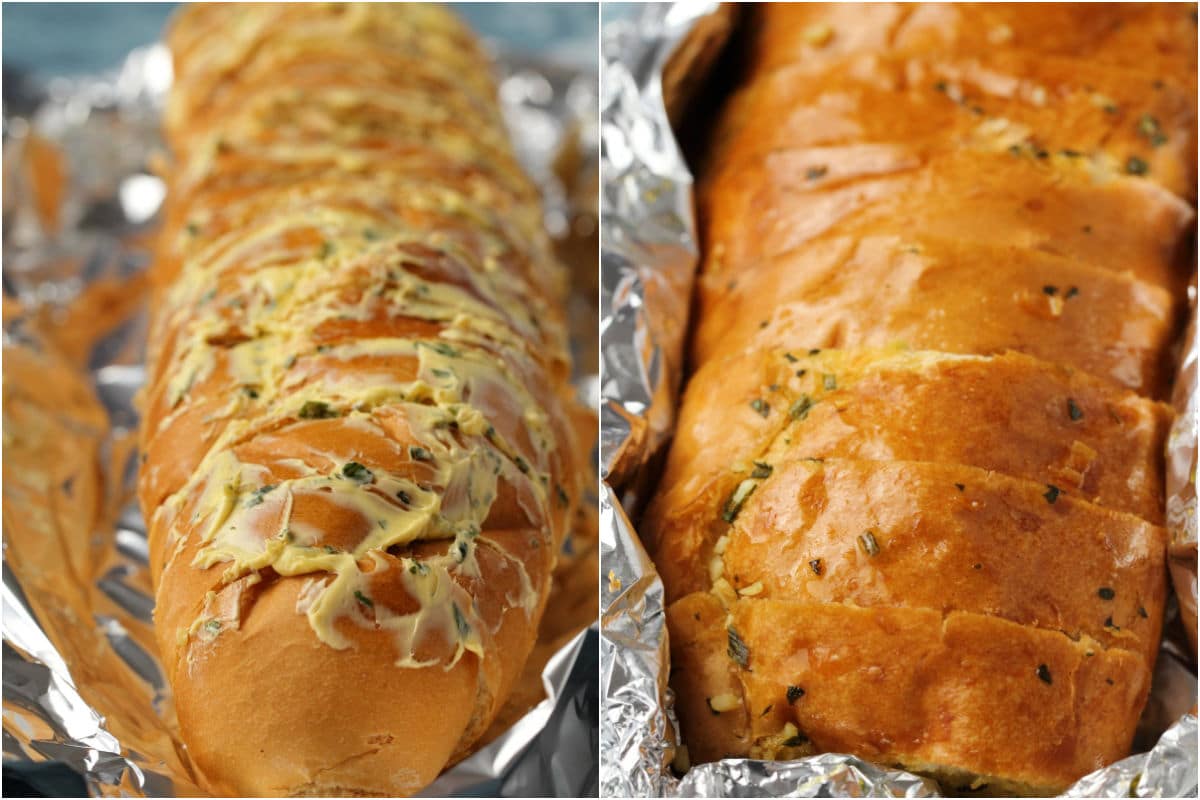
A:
598,3,1199,798
1,34,599,798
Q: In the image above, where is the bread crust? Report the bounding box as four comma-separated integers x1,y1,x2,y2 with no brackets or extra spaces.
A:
138,4,583,795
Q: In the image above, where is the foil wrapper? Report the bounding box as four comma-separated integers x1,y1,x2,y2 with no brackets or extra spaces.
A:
1,30,599,798
598,3,1199,798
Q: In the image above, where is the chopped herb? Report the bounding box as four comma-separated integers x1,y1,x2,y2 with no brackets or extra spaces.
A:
1104,616,1119,630
185,222,201,236
954,483,966,492
342,462,374,484
750,462,774,479
1008,144,1023,156
1138,606,1149,619
396,490,412,505
1065,286,1080,299
1068,398,1084,421
934,80,948,93
768,384,780,392
784,352,799,363
805,165,829,180
761,705,773,717
409,561,429,576
787,685,806,704
727,627,750,668
1035,148,1049,159
1043,285,1058,296
782,734,808,747
420,341,461,358
514,455,531,474
431,368,452,379
555,483,570,507
1098,587,1115,600
822,374,837,391
1036,664,1053,684
1060,148,1083,158
750,398,770,417
363,228,381,241
242,386,259,399
317,241,334,259
354,590,374,608
452,603,471,637
204,619,222,634
722,480,758,523
795,369,807,378
808,348,821,356
858,531,881,556
456,540,469,561
789,395,815,420
1125,156,1150,176
409,446,432,462
245,484,277,508
759,320,769,329
809,559,823,576
324,545,338,554
1137,114,1167,147
299,400,337,419
1043,484,1061,504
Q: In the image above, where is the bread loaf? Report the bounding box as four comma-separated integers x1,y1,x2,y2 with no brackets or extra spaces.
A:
646,4,1195,793
137,4,584,795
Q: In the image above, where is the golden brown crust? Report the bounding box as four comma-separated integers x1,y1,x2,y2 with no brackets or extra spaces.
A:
139,4,583,796
651,2,1195,792
668,594,1152,795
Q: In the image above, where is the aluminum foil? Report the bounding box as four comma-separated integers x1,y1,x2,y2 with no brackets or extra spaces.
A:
1,28,599,798
598,3,1200,798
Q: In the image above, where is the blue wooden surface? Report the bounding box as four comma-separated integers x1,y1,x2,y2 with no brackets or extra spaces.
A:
2,2,598,76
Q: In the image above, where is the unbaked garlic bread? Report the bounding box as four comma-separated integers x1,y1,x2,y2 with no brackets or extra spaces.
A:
137,4,585,796
645,3,1196,794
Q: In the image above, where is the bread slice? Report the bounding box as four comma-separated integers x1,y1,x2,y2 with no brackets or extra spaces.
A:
668,592,1152,796
692,236,1180,395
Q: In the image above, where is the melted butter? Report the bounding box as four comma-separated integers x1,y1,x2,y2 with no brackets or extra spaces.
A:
155,7,570,672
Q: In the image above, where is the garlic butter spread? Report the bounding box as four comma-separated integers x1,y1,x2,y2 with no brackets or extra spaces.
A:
145,4,572,673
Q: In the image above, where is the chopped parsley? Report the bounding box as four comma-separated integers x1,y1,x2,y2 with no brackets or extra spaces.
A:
750,398,770,418
342,462,374,484
1137,114,1167,147
1098,587,1115,600
1036,664,1053,684
822,374,837,391
299,400,337,419
954,483,966,492
750,462,774,479
722,480,758,523
204,619,222,634
317,241,334,259
1125,156,1150,175
1068,398,1084,421
786,685,805,704
727,627,750,668
245,484,277,508
1065,286,1080,299
453,603,471,638
409,446,432,462
805,165,829,181
858,531,880,557
789,395,815,421
354,590,374,608
1043,484,1061,504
